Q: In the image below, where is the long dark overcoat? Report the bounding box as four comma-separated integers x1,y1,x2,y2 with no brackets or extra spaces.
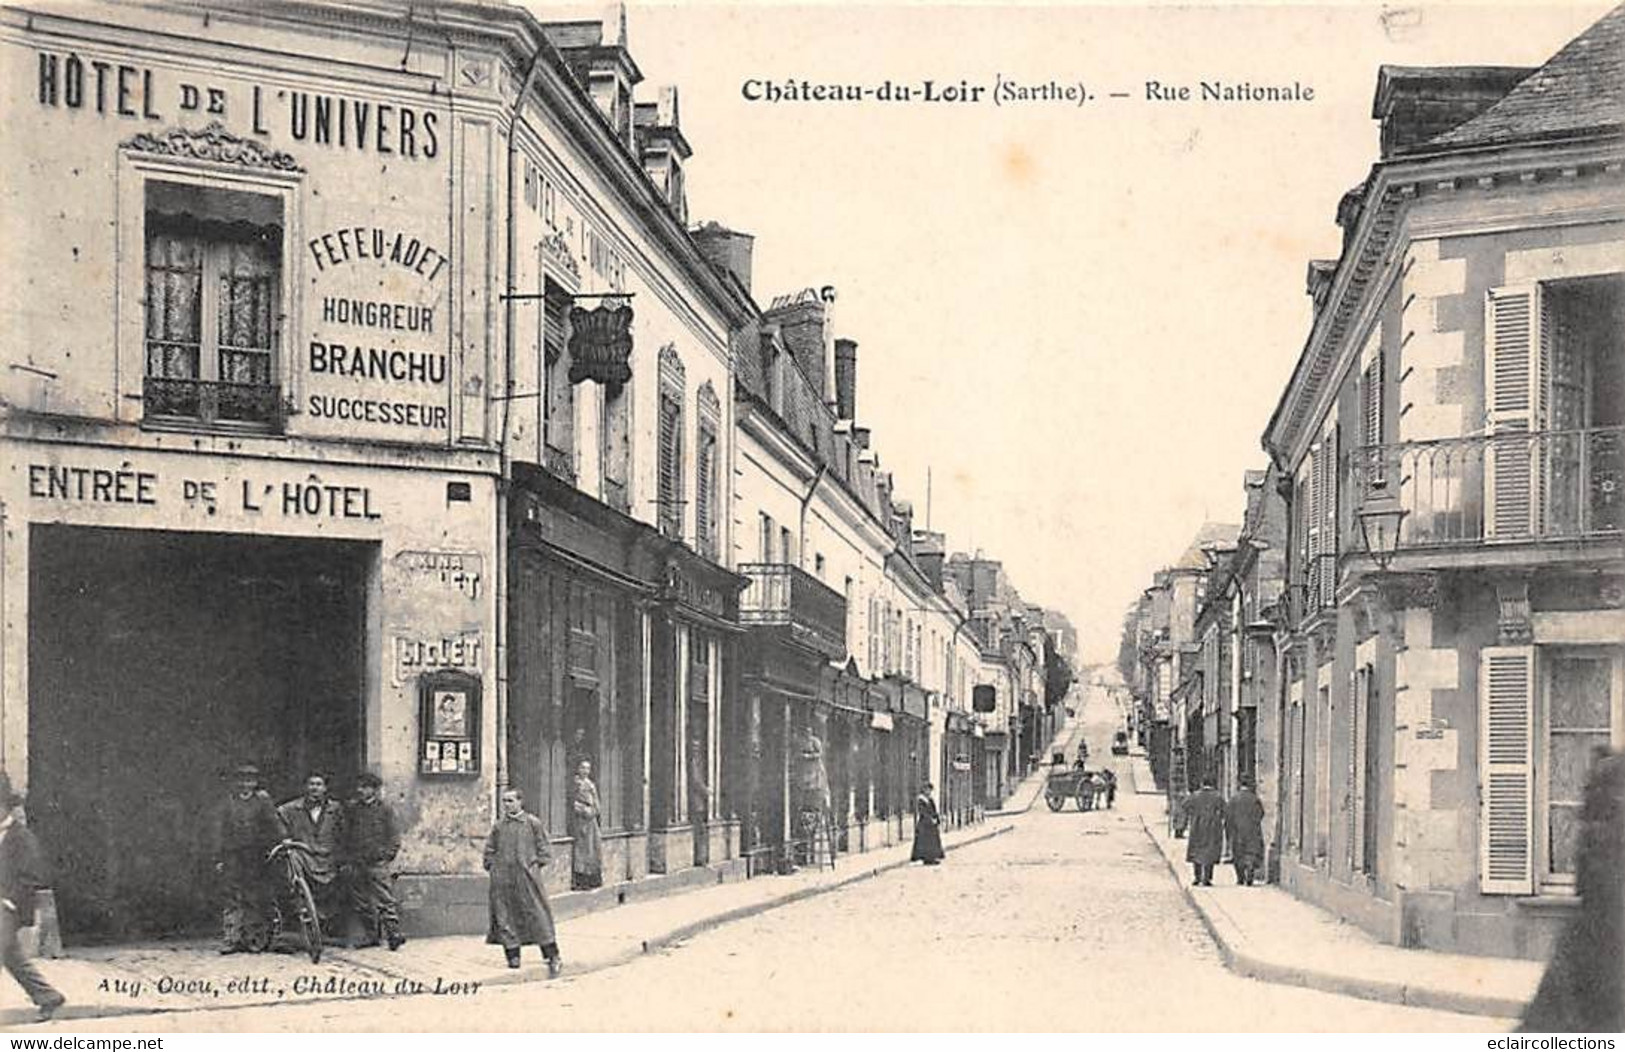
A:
1224,789,1266,866
1184,787,1226,865
484,811,558,948
911,793,945,862
0,820,48,926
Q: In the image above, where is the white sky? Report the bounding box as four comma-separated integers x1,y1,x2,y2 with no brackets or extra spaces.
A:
570,1,1612,662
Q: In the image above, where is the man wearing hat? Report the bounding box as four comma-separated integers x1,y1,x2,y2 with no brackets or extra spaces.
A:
343,772,404,950
212,763,281,953
0,776,66,1020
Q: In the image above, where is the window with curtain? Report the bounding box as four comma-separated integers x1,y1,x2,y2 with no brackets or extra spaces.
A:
144,180,282,428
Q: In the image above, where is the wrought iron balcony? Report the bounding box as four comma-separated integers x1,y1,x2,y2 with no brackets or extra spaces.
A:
1350,425,1622,548
143,375,281,430
738,562,847,660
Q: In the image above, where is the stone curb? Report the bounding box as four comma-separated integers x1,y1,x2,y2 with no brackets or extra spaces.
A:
1130,804,1526,1020
8,823,1015,1029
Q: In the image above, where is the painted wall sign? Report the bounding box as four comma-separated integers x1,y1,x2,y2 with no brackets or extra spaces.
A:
392,551,484,601
36,51,441,161
395,633,483,684
27,462,381,521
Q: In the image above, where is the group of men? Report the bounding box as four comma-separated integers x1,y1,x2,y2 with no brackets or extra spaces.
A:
215,764,405,954
1180,776,1266,886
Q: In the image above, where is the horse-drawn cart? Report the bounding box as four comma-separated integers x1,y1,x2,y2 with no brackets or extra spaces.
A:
1043,767,1095,812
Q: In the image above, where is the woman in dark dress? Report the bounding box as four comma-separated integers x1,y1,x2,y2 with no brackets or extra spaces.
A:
911,781,945,865
484,787,562,977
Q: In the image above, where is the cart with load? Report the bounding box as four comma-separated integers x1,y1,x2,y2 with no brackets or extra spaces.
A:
1043,766,1097,812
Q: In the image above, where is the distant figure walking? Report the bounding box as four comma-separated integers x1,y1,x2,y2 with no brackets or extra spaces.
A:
0,778,65,1022
911,782,945,865
569,761,603,891
1522,750,1624,1032
1101,769,1118,809
1185,779,1226,886
484,788,562,978
1224,776,1265,886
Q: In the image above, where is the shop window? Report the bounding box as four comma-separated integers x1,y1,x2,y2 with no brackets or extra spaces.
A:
143,180,283,430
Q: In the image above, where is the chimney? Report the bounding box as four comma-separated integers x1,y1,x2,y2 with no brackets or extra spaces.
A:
1371,65,1531,159
834,338,858,420
912,529,946,587
691,221,754,294
763,289,830,399
819,286,837,406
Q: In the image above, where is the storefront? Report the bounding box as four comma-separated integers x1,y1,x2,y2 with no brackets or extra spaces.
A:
7,445,499,941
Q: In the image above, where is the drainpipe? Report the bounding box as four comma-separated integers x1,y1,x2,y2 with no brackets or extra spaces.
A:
796,463,827,569
1266,446,1294,883
494,42,549,804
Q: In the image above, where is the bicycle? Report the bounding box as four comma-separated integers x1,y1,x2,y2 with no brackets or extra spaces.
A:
265,839,324,964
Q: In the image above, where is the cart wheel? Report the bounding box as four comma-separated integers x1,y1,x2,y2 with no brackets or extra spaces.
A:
1044,791,1065,812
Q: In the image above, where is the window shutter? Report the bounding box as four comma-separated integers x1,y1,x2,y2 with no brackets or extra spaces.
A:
1479,645,1535,895
1485,287,1546,539
1364,354,1386,487
695,427,715,556
658,393,682,537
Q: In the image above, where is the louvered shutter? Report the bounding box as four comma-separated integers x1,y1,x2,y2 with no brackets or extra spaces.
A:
658,393,683,538
695,426,716,556
1485,287,1546,539
1479,646,1535,894
1323,426,1339,605
1363,353,1385,488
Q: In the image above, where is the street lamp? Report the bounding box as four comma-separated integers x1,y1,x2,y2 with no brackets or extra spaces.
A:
1355,492,1410,572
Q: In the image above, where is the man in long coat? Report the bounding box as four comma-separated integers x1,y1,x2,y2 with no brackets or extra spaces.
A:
0,780,65,1021
485,787,561,977
1184,778,1226,886
277,773,345,937
213,763,281,953
343,772,403,950
1224,775,1266,886
569,761,603,891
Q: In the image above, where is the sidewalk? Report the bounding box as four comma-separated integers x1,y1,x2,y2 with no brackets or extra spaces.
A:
1122,751,1542,1020
3,819,1013,1028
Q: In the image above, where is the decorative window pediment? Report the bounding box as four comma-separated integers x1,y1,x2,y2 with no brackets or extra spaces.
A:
123,121,302,173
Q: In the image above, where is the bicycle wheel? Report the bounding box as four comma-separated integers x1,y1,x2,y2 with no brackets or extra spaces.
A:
294,876,324,964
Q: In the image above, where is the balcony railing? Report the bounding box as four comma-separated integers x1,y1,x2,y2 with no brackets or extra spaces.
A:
1350,426,1622,548
738,562,847,660
143,375,281,430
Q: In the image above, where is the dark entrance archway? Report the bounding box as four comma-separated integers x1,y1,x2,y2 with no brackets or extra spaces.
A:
28,525,370,943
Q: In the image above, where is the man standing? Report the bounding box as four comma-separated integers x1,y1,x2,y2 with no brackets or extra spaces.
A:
0,779,65,1022
1224,776,1266,886
213,763,280,954
344,773,403,951
569,760,604,891
1185,778,1226,886
278,774,345,938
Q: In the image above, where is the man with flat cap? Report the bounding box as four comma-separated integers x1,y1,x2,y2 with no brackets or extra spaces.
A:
212,763,280,953
344,772,404,950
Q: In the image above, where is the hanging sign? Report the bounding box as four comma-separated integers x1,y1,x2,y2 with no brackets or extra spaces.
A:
567,302,634,386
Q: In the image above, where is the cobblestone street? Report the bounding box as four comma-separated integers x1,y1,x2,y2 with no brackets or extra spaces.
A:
50,687,1506,1033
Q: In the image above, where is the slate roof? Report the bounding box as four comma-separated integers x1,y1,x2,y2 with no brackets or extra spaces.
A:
1429,2,1625,148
